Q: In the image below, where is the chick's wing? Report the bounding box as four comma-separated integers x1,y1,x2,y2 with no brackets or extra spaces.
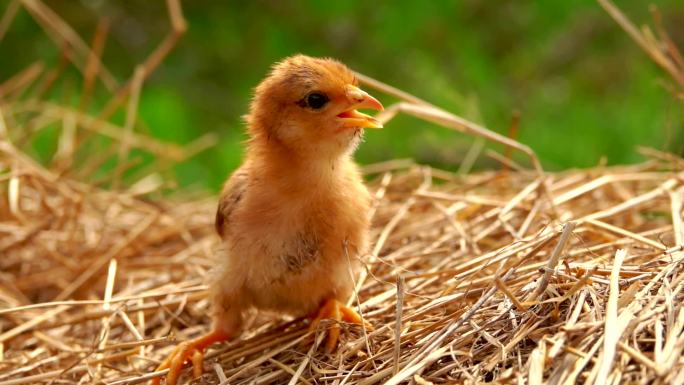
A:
215,167,249,236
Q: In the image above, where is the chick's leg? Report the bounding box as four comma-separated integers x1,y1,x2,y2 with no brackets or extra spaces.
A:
152,329,230,385
152,298,242,385
309,299,372,352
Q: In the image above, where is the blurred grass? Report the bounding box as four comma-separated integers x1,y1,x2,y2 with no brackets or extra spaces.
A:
2,0,684,191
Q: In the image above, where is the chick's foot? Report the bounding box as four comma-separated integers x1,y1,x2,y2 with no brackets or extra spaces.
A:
152,329,229,385
309,299,372,352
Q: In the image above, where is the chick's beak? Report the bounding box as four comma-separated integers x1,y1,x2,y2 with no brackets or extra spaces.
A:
337,85,384,129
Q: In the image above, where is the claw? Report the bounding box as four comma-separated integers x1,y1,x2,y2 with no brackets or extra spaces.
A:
191,350,204,378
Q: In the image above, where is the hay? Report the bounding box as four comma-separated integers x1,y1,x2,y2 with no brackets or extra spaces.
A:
3,136,684,385
1,1,684,384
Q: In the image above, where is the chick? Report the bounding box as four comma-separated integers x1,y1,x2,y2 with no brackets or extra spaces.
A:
153,55,383,385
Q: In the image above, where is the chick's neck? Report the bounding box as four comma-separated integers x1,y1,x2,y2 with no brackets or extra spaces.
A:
247,135,356,191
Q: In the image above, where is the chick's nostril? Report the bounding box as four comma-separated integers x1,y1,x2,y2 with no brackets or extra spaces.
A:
348,93,365,103
344,85,367,103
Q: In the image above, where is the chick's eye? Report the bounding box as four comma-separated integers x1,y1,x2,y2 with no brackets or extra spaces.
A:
305,92,329,110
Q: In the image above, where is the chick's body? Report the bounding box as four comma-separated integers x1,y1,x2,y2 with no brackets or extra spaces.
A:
213,154,370,331
153,55,383,385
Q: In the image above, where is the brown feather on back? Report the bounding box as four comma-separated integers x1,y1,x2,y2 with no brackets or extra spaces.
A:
215,168,249,236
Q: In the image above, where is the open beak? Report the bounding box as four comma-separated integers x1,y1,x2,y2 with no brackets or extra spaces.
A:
337,85,384,129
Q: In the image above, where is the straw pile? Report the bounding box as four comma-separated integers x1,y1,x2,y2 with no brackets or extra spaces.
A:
1,1,684,384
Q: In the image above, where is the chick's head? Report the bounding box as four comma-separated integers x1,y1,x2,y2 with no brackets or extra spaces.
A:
246,55,383,157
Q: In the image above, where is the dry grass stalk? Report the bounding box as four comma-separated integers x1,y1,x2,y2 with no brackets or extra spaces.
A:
1,1,684,384
599,0,684,95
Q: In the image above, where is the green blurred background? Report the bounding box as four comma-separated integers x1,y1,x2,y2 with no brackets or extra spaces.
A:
2,1,684,191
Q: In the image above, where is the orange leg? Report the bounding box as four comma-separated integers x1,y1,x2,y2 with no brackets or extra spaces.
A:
309,299,373,352
152,329,229,385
